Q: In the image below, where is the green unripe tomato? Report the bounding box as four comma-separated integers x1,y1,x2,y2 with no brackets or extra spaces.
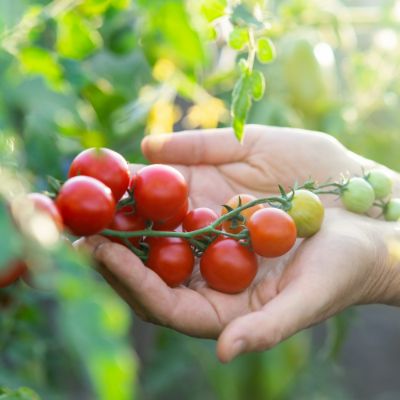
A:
341,177,375,214
365,170,392,199
287,190,324,238
384,198,400,221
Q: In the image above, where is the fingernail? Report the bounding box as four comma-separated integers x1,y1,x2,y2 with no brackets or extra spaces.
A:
230,339,246,360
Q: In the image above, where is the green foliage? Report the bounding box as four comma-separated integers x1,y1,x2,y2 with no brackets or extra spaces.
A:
0,387,41,400
0,202,23,268
257,37,276,63
228,27,249,50
1,0,399,398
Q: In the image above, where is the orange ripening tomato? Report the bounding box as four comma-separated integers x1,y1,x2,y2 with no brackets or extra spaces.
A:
221,194,263,234
247,208,297,257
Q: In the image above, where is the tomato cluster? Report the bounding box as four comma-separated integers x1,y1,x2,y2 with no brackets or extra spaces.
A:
4,146,397,295
340,172,400,221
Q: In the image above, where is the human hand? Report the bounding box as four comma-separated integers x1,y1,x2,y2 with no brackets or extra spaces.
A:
135,125,398,210
77,125,400,362
77,208,400,362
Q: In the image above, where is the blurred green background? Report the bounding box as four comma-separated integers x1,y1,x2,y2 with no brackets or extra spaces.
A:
1,0,400,399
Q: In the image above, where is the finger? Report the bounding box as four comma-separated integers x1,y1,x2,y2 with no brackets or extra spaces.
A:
216,280,324,363
141,127,259,165
96,262,150,321
75,236,150,319
91,239,223,337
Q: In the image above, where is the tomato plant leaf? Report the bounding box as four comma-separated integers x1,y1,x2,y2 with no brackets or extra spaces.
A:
200,0,227,22
228,27,249,50
251,70,265,101
257,37,276,63
231,69,252,142
231,4,263,28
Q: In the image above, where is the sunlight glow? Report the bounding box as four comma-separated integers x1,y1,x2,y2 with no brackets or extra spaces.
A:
374,29,398,51
313,43,335,67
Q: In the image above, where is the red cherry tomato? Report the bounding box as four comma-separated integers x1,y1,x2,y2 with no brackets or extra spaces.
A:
182,207,220,239
247,208,297,257
68,148,130,201
200,238,258,294
0,260,27,288
106,206,146,247
128,173,137,192
27,193,63,231
56,176,115,236
134,165,188,221
221,194,263,234
145,237,194,287
153,200,189,231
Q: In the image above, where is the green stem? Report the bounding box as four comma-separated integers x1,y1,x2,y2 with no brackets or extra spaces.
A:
102,194,290,240
247,28,256,72
122,238,147,261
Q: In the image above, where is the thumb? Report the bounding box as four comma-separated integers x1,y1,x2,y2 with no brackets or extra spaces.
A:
141,128,255,165
216,280,328,363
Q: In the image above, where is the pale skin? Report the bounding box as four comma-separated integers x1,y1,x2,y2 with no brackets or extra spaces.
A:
77,125,400,363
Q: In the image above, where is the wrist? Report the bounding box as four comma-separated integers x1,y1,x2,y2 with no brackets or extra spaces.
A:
375,222,400,306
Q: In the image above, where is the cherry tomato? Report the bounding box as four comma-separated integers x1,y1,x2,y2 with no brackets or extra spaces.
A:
153,200,189,231
183,207,220,236
287,190,324,238
0,260,27,288
200,238,258,294
365,170,392,200
56,176,115,236
384,198,400,221
145,237,194,287
68,148,130,201
341,177,375,214
247,208,297,257
221,194,263,234
27,193,63,231
106,206,146,247
128,173,137,192
134,164,188,221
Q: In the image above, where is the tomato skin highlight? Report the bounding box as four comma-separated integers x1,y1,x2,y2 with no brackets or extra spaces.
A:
287,190,324,238
247,208,297,257
106,207,146,247
221,194,263,234
200,238,258,294
135,165,188,222
183,207,220,234
341,177,375,214
27,193,63,231
0,260,27,288
145,237,194,287
56,176,116,236
68,148,130,201
153,200,189,231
